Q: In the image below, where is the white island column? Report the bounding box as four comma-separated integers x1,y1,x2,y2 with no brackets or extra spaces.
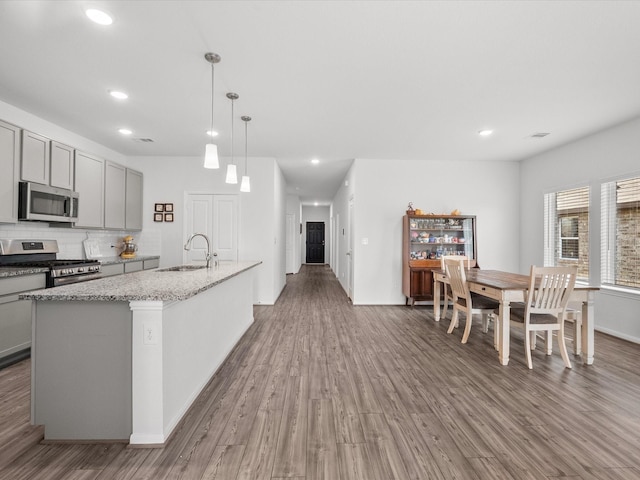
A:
130,300,166,445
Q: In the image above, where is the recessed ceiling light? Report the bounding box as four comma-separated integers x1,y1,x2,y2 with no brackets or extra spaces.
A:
109,90,128,100
86,9,113,26
314,202,319,206
478,129,493,137
118,128,132,135
206,130,219,137
311,158,320,164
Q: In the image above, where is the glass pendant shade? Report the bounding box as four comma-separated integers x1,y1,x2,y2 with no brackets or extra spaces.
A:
204,143,219,169
225,163,238,184
240,175,251,192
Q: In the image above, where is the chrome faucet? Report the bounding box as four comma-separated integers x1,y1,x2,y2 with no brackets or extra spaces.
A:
184,233,217,268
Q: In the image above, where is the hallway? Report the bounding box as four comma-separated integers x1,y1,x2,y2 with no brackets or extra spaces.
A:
2,264,640,479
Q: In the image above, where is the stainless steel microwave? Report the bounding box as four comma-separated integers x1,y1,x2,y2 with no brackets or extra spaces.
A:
18,182,79,223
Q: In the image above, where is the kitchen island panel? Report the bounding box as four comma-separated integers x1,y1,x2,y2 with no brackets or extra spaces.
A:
32,300,132,441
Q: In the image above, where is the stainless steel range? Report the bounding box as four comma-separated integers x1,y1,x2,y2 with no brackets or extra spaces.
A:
0,239,101,287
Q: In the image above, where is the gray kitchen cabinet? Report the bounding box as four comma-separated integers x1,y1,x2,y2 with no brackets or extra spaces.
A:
0,273,46,365
50,141,74,190
124,261,143,273
21,130,50,185
74,151,105,228
0,120,20,223
101,263,125,277
143,258,159,270
104,161,126,229
125,168,143,231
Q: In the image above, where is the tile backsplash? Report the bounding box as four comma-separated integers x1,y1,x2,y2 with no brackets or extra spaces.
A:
0,223,161,259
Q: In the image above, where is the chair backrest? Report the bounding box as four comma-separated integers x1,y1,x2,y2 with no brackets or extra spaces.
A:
526,265,577,320
441,255,470,271
444,257,471,303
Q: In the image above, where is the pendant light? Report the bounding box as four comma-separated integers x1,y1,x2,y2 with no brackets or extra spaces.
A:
240,116,251,192
225,92,239,184
204,52,221,169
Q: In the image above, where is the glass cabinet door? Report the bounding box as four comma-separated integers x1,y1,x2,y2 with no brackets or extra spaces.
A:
408,216,475,262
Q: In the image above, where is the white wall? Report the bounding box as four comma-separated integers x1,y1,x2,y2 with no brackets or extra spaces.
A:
271,162,287,302
285,195,302,274
333,158,521,305
520,115,640,343
128,155,284,305
301,206,331,264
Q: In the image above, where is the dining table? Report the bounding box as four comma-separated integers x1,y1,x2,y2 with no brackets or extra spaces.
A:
433,269,599,366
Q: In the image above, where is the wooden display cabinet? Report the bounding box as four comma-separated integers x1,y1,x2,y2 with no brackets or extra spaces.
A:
402,214,477,305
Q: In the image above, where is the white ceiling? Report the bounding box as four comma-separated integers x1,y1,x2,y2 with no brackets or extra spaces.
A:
1,1,640,205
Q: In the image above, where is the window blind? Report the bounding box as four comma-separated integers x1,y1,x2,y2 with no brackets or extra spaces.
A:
543,186,589,279
601,176,640,288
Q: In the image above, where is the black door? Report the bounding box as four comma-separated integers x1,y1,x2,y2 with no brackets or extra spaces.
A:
306,222,325,263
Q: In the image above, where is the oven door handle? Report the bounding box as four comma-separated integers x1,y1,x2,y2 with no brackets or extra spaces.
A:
51,272,102,287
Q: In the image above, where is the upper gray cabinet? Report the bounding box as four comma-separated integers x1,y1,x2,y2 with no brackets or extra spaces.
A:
20,130,50,185
21,131,75,191
0,120,20,224
104,161,126,230
125,168,143,231
50,141,74,190
74,151,105,229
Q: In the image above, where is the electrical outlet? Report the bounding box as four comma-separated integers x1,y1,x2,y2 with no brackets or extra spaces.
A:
143,323,158,345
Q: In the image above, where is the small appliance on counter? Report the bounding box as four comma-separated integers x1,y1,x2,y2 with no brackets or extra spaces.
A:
120,235,138,259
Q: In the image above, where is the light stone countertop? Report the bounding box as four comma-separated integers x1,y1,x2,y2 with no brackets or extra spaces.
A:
20,261,261,302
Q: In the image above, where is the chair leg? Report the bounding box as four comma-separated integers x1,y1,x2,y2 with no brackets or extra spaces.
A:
574,318,582,356
558,324,572,369
492,315,499,350
442,288,449,321
481,314,489,333
524,328,533,369
545,331,553,355
447,307,459,334
461,310,473,344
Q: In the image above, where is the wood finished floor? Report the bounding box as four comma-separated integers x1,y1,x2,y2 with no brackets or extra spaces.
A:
2,264,640,479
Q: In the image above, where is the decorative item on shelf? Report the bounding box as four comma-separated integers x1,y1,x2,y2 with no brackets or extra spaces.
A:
204,52,221,169
225,92,239,184
451,209,461,215
414,208,423,215
406,202,415,215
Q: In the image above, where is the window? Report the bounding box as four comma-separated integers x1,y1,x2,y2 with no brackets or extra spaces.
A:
544,186,589,280
601,176,640,289
559,216,579,260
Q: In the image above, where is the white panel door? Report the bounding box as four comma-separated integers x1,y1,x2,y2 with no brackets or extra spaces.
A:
213,195,238,261
184,194,213,265
184,193,238,264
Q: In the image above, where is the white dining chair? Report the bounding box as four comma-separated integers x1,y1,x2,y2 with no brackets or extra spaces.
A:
504,265,577,369
440,255,470,321
444,257,499,344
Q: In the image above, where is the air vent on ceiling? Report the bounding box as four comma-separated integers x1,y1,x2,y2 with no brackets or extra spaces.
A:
530,132,550,138
133,138,154,143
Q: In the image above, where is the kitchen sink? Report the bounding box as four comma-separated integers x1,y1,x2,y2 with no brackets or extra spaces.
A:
157,265,207,272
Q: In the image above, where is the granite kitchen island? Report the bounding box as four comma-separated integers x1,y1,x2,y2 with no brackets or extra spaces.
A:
21,261,261,445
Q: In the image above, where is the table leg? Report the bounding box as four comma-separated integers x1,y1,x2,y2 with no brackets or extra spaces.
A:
434,278,441,321
581,292,595,365
498,300,510,365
